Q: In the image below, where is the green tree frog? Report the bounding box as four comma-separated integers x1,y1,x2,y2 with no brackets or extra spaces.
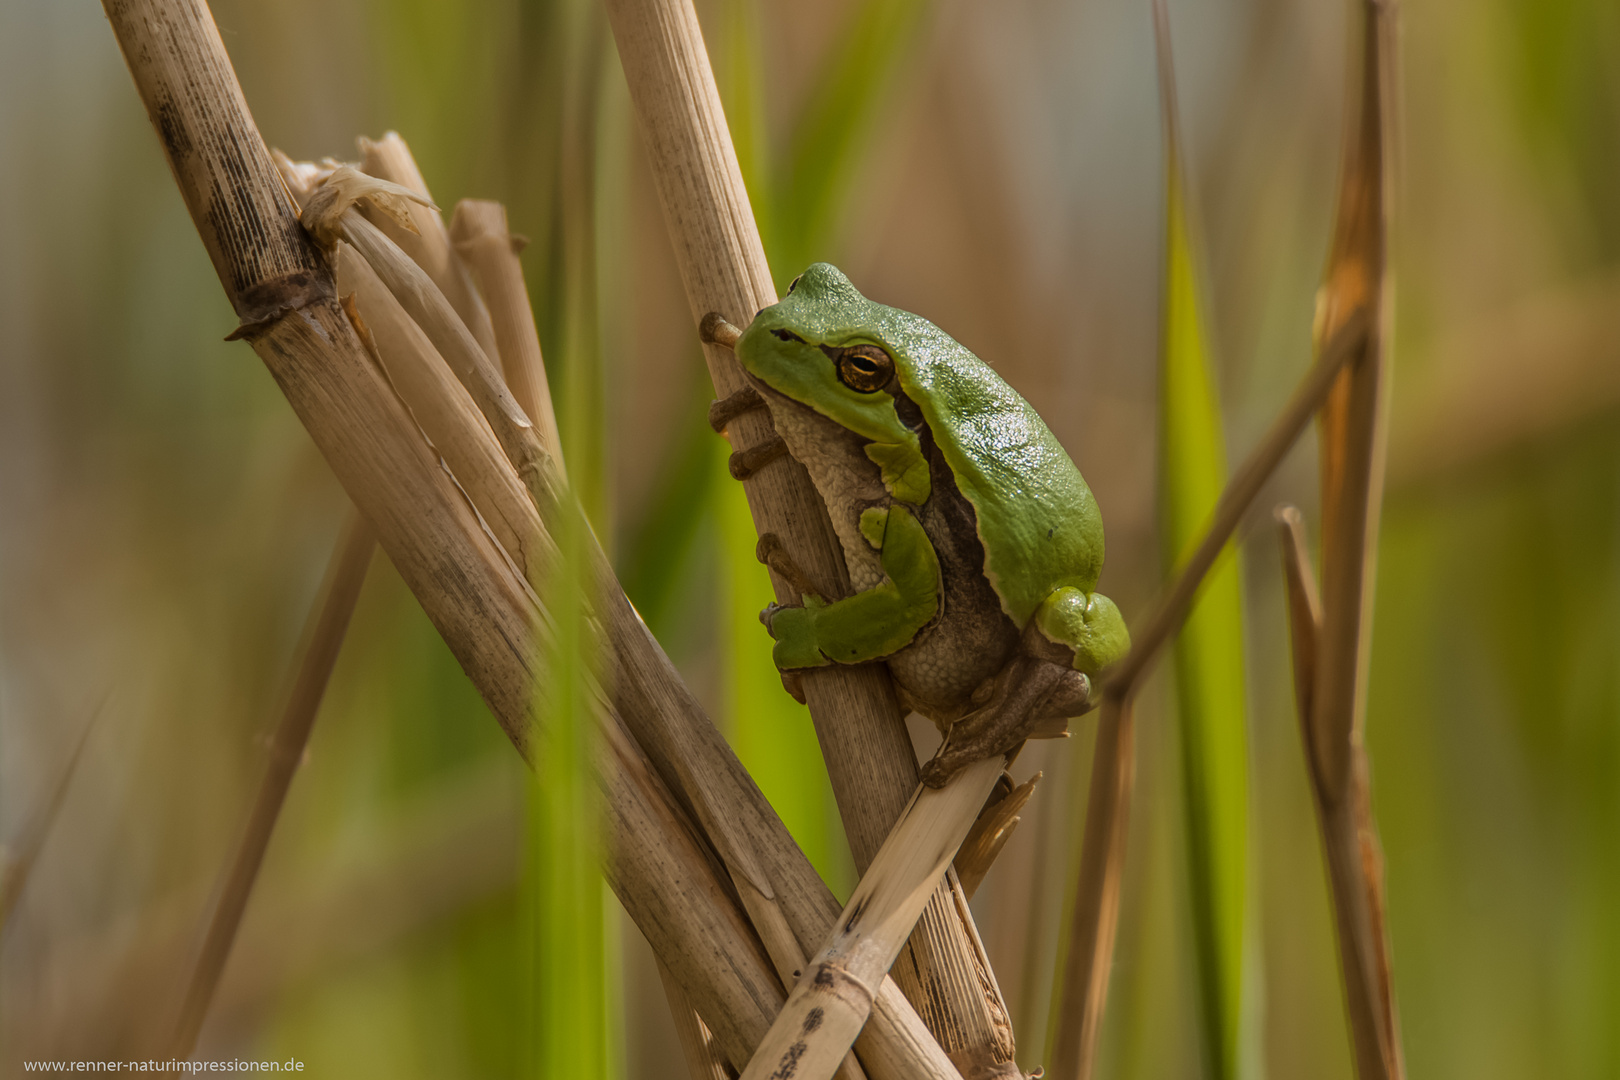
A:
720,264,1129,786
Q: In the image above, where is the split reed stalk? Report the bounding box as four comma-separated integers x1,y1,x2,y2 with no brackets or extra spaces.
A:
601,0,1017,1071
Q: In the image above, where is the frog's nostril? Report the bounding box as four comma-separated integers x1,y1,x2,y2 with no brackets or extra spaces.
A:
772,328,807,344
756,308,767,320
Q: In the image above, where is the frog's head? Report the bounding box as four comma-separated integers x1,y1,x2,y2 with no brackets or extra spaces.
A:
736,264,932,503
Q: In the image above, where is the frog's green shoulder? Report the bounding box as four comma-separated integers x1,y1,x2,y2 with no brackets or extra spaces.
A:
881,311,1105,626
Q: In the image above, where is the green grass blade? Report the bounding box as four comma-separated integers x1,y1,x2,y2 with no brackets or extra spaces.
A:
528,511,611,1079
769,0,932,281
1154,7,1254,1079
527,6,617,1074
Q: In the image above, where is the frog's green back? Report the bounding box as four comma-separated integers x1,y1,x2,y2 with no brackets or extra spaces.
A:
746,264,1105,626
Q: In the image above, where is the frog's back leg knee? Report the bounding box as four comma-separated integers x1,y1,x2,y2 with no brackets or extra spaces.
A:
1032,586,1130,675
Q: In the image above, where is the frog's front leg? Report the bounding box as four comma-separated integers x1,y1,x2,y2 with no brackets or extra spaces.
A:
765,503,941,671
921,586,1130,787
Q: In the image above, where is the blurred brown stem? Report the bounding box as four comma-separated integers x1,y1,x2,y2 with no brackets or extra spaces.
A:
169,510,374,1055
0,698,103,937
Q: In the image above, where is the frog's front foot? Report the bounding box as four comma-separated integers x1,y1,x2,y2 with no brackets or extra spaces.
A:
920,655,1093,788
762,602,830,672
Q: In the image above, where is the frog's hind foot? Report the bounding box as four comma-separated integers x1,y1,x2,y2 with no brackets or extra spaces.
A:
921,655,1079,788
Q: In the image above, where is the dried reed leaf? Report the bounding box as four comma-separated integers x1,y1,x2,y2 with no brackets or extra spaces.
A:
955,773,1039,902
1049,695,1134,1080
1274,505,1322,741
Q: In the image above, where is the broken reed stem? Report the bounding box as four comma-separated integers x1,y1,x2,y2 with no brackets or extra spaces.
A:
169,511,374,1055
98,3,810,1071
0,698,103,935
1048,254,1371,1080
603,0,1014,1069
739,757,1007,1080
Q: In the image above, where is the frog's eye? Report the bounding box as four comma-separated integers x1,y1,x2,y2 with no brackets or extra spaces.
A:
787,275,802,294
836,345,894,394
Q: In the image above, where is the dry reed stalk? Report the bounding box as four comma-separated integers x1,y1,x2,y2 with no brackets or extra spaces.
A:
358,132,502,365
450,200,566,465
101,5,967,1074
0,699,101,936
1296,3,1404,1077
738,757,1007,1080
168,511,374,1054
602,0,1016,1070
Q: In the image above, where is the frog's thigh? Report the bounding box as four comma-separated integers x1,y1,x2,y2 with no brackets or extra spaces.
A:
1033,586,1130,674
803,504,941,665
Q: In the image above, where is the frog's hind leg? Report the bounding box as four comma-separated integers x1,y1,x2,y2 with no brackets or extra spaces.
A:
921,655,1075,788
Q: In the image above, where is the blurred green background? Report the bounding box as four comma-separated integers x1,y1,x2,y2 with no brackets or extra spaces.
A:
2,0,1618,1076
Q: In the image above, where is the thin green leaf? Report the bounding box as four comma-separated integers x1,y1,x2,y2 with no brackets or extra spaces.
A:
528,5,616,1075
1153,6,1254,1079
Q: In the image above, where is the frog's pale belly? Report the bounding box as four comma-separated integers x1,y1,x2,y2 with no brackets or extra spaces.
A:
759,385,1020,725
